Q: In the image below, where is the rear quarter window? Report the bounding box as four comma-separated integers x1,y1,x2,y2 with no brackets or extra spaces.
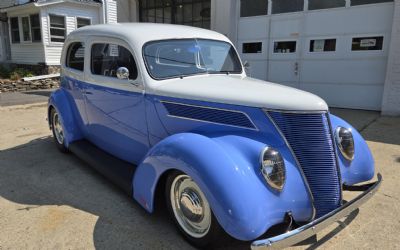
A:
66,42,85,71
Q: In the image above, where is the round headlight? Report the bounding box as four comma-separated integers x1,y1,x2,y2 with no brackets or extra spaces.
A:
260,147,286,191
335,127,355,161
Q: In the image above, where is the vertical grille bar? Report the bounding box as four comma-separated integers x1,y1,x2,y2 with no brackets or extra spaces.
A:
268,111,341,218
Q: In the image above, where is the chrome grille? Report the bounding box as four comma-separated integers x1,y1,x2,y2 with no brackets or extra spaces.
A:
268,111,341,218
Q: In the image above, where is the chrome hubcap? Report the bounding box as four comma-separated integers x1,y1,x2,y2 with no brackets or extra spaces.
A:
170,175,211,238
52,112,64,145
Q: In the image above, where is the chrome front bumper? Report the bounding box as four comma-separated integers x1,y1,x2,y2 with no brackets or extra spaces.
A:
251,173,382,250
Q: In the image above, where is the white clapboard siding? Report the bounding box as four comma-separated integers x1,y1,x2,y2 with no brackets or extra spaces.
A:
41,2,101,65
106,0,118,24
10,43,45,64
0,0,15,9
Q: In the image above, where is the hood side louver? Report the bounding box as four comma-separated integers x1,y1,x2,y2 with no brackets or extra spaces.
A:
162,101,256,130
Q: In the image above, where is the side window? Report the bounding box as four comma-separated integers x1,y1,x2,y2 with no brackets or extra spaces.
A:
91,43,138,80
66,42,85,71
351,36,384,51
243,42,262,54
49,14,66,43
240,0,268,17
310,39,336,52
273,41,297,53
10,17,20,44
77,17,91,28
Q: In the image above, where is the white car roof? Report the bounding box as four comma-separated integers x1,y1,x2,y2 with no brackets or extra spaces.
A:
67,23,231,47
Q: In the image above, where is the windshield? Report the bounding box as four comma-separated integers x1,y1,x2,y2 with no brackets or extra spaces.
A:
143,39,242,79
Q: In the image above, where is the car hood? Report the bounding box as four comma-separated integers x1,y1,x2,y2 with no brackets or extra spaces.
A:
149,75,328,111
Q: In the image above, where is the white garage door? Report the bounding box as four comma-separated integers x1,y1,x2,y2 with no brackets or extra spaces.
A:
238,1,394,110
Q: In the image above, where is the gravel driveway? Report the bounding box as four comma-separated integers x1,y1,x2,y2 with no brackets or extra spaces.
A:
0,103,399,250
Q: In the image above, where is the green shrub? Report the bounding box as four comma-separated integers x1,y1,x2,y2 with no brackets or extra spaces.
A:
0,65,11,79
7,68,35,80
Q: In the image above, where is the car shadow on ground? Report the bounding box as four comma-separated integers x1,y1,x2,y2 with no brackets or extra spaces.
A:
23,90,55,98
0,136,360,250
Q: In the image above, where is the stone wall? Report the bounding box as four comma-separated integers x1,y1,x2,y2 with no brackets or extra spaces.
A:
0,77,60,93
382,0,400,116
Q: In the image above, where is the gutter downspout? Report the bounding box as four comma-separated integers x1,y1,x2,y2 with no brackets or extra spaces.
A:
102,0,107,24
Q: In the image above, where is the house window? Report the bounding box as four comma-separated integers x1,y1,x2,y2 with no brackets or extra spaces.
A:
352,36,384,51
240,0,268,17
91,43,138,80
10,17,20,43
66,42,85,71
308,0,345,10
49,14,66,43
21,16,31,42
351,0,393,6
274,41,296,53
139,0,211,29
30,14,41,42
77,17,91,28
272,0,304,14
243,42,262,53
310,39,336,52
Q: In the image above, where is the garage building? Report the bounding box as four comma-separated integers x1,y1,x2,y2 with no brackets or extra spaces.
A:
117,0,400,115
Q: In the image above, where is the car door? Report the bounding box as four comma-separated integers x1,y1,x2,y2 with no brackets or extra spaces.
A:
63,40,90,135
83,37,149,164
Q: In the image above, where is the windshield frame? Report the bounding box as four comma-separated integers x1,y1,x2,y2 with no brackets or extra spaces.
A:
142,38,243,81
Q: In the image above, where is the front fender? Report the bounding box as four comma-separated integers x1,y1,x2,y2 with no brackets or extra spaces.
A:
48,88,83,147
329,114,374,185
133,133,313,241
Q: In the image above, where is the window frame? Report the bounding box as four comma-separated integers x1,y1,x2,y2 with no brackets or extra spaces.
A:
350,35,384,52
65,42,86,72
142,38,243,81
9,16,20,44
242,42,263,54
21,15,32,43
139,0,211,29
271,0,304,15
30,13,42,43
48,14,67,44
76,17,91,29
240,0,269,18
309,38,337,53
272,40,297,54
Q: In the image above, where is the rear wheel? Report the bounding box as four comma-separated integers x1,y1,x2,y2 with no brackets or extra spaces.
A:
166,171,227,248
50,108,68,153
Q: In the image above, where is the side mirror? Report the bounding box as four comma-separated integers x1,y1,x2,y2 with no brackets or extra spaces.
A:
116,67,129,80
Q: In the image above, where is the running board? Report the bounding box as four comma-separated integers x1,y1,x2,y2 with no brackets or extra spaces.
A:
69,140,136,195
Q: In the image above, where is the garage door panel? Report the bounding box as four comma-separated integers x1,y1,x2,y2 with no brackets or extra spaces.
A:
304,4,394,36
238,17,269,39
301,83,383,110
300,59,387,85
245,60,268,80
268,61,298,86
270,16,302,38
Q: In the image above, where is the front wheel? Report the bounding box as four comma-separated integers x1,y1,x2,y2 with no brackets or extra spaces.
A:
165,171,227,248
50,108,68,153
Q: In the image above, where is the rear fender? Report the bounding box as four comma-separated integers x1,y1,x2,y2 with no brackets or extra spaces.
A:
48,88,83,147
133,132,313,241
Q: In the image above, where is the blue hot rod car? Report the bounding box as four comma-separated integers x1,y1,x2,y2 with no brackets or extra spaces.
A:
48,23,381,249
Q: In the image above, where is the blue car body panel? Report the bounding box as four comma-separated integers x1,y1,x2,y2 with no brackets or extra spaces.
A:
133,133,313,241
329,114,375,185
49,75,375,241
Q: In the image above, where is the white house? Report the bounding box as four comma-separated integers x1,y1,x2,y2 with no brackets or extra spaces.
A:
0,0,117,73
116,0,400,115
